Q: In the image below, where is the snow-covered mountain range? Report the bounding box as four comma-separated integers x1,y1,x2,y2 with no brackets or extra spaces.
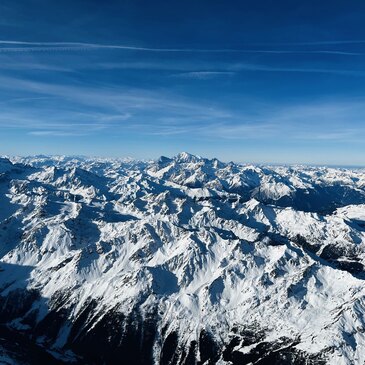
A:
1,153,365,364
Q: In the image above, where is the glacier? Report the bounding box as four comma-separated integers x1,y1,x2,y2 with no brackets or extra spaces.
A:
0,153,365,364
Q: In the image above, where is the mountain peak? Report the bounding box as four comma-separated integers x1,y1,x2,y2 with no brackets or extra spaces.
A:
174,151,201,163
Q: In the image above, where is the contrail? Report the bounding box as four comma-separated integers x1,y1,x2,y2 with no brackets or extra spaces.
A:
0,40,361,55
273,40,365,45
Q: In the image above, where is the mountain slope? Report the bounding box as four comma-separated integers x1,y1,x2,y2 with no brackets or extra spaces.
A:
0,154,365,364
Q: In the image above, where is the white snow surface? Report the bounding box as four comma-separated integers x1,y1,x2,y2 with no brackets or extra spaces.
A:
1,153,365,364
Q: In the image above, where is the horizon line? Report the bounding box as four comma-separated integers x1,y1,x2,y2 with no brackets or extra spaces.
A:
2,153,365,169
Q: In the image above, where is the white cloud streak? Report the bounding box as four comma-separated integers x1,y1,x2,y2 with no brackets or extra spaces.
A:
0,40,361,55
0,74,364,143
172,71,235,79
230,63,365,76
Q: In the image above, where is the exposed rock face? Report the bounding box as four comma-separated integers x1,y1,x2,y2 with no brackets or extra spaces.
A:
1,154,365,364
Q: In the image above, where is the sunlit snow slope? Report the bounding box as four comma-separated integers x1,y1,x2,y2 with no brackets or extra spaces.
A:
1,153,365,364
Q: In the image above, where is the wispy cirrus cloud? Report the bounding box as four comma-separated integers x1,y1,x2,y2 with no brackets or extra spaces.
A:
171,71,235,79
0,75,232,120
230,63,365,76
269,40,365,46
75,59,365,77
0,75,232,136
0,56,361,79
0,73,364,143
0,40,362,56
0,40,364,80
0,59,363,77
28,130,88,137
141,99,365,143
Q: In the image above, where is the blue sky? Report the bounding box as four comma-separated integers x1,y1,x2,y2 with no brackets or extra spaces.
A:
1,0,365,164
